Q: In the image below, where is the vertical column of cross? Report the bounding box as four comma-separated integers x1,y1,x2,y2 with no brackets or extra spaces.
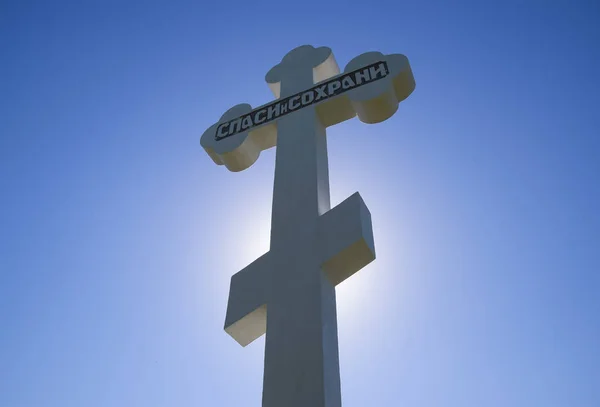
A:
262,71,342,407
269,84,331,247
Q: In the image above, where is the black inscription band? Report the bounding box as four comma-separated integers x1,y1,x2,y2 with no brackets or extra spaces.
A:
215,61,389,140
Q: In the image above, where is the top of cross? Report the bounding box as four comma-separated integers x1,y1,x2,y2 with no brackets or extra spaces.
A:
265,45,340,98
200,45,415,172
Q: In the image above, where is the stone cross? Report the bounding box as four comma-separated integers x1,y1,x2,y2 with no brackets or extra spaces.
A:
200,45,415,407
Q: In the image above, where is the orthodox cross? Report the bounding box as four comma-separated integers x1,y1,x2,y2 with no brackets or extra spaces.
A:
200,45,415,407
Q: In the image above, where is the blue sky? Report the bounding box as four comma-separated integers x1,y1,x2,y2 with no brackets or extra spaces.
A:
1,1,599,406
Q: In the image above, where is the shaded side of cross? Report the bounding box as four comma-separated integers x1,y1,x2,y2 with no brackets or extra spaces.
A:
201,45,415,407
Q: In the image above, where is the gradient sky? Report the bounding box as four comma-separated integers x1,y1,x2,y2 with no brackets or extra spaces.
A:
1,1,599,406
